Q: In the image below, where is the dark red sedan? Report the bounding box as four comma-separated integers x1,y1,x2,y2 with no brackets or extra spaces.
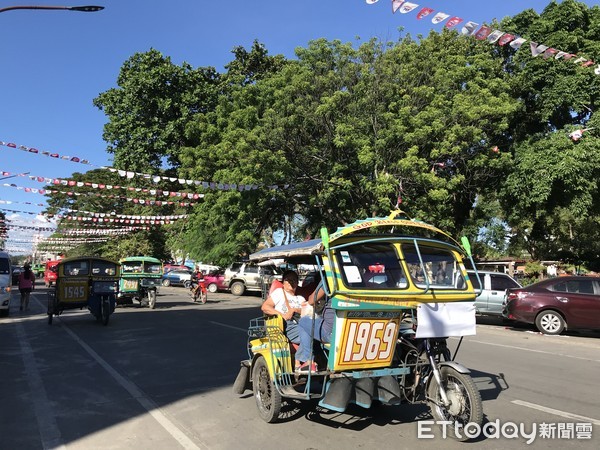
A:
503,276,600,335
204,270,227,293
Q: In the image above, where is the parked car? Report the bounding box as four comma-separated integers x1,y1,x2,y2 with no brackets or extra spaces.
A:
11,266,23,286
163,264,191,273
161,269,193,287
503,276,600,335
466,270,521,316
0,252,11,316
224,262,282,296
204,269,227,293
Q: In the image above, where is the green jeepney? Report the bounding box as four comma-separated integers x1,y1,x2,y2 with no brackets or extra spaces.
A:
117,256,163,309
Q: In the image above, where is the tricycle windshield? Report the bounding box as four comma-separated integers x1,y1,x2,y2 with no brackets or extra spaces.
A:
402,243,465,289
122,262,143,274
333,241,466,292
144,262,162,274
91,260,117,276
335,242,406,290
64,260,89,276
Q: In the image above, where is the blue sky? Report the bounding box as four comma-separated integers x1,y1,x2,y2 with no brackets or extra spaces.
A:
0,0,596,254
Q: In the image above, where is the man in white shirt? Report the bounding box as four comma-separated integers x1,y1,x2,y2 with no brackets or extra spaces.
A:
261,270,306,343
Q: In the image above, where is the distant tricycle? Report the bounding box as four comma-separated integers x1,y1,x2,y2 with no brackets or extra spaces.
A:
118,256,163,309
47,256,120,325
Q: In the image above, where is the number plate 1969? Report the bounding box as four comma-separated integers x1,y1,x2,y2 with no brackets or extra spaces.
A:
335,313,400,370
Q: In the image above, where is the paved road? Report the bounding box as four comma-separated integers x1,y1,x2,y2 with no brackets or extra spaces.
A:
0,286,598,449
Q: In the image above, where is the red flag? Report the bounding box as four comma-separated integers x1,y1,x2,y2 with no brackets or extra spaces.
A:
475,26,492,40
417,7,434,20
445,17,463,28
498,34,515,46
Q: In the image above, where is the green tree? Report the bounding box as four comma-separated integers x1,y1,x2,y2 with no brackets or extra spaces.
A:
499,0,600,266
93,49,221,172
179,33,518,262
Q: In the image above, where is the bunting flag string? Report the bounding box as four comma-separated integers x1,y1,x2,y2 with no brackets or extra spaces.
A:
1,206,183,224
60,216,178,225
1,141,289,191
1,169,205,200
0,207,41,216
57,227,148,235
0,199,46,207
62,209,188,220
369,1,600,75
3,224,56,231
10,237,109,244
1,182,198,207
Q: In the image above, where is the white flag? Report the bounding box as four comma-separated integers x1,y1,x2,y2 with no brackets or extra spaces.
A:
461,21,479,35
399,2,418,14
431,12,449,24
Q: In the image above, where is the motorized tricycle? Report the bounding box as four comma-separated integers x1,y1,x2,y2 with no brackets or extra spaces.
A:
43,259,60,287
47,256,120,325
233,210,483,440
118,256,163,309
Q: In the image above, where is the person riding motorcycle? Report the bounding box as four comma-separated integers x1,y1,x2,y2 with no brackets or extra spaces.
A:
191,269,207,303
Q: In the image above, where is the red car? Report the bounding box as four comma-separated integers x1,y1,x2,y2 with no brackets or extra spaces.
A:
204,270,227,293
503,276,600,335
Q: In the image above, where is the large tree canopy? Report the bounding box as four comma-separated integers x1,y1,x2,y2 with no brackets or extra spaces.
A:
41,1,600,269
177,32,518,265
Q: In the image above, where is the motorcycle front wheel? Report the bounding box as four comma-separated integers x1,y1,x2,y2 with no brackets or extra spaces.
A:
427,366,483,441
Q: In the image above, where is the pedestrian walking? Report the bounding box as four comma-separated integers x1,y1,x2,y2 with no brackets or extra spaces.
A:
18,263,35,311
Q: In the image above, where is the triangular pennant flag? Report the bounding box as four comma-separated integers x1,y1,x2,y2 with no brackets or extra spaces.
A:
498,33,515,46
509,37,526,49
431,12,449,25
399,2,418,14
530,42,549,57
543,48,559,59
445,17,463,28
487,30,504,43
475,26,492,40
416,7,433,20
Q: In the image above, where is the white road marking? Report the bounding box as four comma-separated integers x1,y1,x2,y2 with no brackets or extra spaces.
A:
15,321,66,450
209,321,248,332
59,324,206,450
512,400,600,425
27,295,205,450
458,338,600,363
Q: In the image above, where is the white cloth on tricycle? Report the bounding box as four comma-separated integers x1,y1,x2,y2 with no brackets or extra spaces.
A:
415,302,476,338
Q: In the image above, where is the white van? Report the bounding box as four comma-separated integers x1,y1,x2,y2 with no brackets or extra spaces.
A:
0,251,12,316
468,270,521,316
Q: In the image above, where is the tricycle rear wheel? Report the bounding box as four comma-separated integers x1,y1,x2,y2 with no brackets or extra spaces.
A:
148,290,156,309
252,356,281,423
101,297,110,326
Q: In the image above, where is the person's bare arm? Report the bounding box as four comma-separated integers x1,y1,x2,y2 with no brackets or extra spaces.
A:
261,295,278,316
